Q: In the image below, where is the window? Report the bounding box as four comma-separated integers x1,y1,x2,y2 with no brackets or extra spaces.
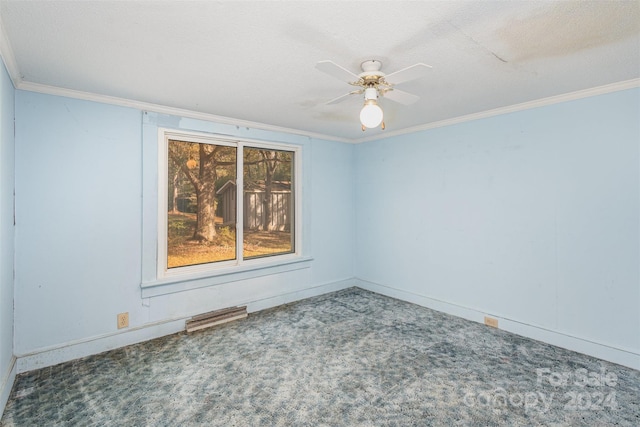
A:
158,129,300,279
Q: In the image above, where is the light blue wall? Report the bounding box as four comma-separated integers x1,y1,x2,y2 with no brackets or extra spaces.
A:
10,84,640,370
14,92,143,355
0,62,15,406
355,88,640,366
14,91,354,360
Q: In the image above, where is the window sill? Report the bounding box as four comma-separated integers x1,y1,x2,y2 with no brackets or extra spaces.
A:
140,256,313,298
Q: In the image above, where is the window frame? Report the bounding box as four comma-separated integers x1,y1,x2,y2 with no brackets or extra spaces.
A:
156,128,303,281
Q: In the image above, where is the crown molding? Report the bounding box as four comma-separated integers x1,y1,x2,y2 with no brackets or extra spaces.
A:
354,78,640,144
10,73,640,147
15,80,352,144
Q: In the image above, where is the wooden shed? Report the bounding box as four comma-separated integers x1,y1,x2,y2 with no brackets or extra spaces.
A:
216,180,292,231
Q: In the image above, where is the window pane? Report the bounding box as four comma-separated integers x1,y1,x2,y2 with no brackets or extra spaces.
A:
243,147,294,259
167,139,236,268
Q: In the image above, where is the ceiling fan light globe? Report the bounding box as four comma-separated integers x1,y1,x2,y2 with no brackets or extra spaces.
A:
360,103,383,128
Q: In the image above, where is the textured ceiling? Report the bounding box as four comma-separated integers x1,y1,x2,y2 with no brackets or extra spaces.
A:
0,1,638,142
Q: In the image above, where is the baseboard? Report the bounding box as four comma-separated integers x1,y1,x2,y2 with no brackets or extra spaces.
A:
0,356,16,415
16,278,357,374
355,279,640,370
16,318,186,374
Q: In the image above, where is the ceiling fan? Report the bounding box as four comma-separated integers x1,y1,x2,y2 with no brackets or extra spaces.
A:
316,59,432,131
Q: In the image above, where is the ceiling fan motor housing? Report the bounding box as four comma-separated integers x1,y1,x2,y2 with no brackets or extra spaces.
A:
360,60,383,72
359,60,385,87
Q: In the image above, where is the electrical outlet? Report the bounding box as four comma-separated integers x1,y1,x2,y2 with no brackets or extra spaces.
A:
117,312,129,329
484,316,498,328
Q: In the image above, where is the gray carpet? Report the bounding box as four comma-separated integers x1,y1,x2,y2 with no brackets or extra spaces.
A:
2,288,639,426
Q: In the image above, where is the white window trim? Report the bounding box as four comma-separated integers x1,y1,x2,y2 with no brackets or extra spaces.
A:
156,128,304,282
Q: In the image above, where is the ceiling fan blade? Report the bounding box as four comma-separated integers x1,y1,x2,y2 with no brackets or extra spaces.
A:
384,63,432,85
381,88,420,105
326,89,363,105
316,60,360,83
